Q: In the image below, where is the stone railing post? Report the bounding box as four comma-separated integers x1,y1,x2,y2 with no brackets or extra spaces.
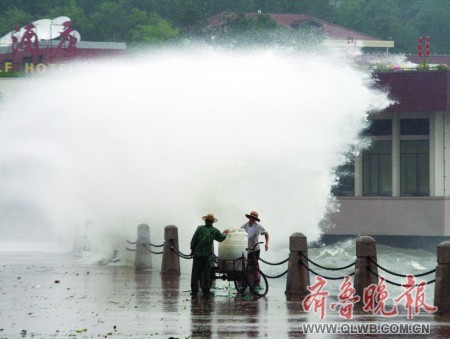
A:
285,232,310,297
434,241,450,313
135,223,152,271
161,225,180,275
354,236,378,301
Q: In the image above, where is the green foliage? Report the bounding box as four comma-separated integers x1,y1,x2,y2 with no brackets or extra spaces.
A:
191,12,326,50
0,7,33,34
0,71,21,78
129,13,179,45
45,0,94,40
436,64,449,71
194,13,288,47
0,0,447,53
334,0,447,54
88,1,141,42
410,0,450,54
416,62,430,70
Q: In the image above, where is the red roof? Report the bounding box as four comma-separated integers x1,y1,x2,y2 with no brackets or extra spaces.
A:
207,12,382,41
376,70,450,113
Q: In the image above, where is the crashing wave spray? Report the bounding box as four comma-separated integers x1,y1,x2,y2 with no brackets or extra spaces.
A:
0,46,389,262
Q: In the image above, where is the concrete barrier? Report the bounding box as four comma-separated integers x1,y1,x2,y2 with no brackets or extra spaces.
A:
354,235,378,301
285,232,310,297
135,223,152,271
434,241,450,313
161,225,180,275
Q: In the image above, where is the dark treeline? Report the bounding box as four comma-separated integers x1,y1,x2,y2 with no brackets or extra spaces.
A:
0,0,448,54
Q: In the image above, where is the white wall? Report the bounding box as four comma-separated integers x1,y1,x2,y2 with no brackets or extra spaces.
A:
328,196,450,236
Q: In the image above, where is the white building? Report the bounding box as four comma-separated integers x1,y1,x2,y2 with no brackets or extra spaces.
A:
327,70,450,247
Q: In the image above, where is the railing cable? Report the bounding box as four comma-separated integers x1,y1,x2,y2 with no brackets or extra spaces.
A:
367,266,435,287
299,251,356,271
144,243,164,255
169,240,192,259
366,257,435,278
298,259,355,280
262,269,288,279
259,257,289,266
149,242,164,248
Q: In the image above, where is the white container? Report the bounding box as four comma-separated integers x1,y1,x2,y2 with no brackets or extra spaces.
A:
218,229,248,272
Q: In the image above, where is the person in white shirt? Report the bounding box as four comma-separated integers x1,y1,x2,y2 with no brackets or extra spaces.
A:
240,211,269,267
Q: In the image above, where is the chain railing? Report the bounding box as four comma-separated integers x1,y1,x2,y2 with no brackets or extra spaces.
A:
259,257,289,266
262,269,288,279
125,240,136,252
121,227,450,313
169,239,192,259
366,256,436,287
144,243,164,255
258,254,289,279
298,250,356,280
125,240,165,254
366,256,435,278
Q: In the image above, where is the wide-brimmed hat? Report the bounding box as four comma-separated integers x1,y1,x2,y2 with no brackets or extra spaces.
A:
202,213,218,223
245,211,260,222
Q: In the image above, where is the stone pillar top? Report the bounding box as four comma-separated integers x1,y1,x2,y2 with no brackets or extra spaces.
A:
437,241,450,264
357,235,376,243
164,225,178,240
356,235,377,257
138,223,149,230
137,223,150,241
137,223,150,237
290,232,306,238
289,232,307,252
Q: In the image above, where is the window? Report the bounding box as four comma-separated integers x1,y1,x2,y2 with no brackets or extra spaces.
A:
332,161,355,196
362,140,392,196
400,140,429,196
400,119,429,135
335,117,430,197
362,119,392,136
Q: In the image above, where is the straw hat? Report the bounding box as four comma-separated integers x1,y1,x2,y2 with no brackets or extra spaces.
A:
245,211,260,222
202,213,218,223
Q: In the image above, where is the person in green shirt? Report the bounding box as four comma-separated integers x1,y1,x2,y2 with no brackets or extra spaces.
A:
190,213,226,297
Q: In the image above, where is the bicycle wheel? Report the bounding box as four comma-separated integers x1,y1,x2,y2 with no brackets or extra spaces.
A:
234,279,247,293
246,266,268,297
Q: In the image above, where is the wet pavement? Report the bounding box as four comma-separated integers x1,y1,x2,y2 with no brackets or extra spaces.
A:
1,251,450,338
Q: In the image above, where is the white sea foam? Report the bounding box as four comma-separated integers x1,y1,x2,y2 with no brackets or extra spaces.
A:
0,45,390,264
409,260,428,271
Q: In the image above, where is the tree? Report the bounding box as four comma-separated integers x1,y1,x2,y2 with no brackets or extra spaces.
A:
193,12,325,49
335,0,419,53
0,0,67,17
129,13,179,45
198,12,282,44
87,1,165,43
45,0,94,41
0,7,33,36
0,0,448,53
412,0,450,54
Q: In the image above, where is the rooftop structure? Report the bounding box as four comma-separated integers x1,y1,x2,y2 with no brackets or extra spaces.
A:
206,12,394,50
0,16,126,75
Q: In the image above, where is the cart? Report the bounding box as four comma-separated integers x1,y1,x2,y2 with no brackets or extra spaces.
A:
210,242,269,297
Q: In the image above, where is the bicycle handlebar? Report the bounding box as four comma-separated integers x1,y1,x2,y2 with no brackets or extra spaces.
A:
246,242,264,252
